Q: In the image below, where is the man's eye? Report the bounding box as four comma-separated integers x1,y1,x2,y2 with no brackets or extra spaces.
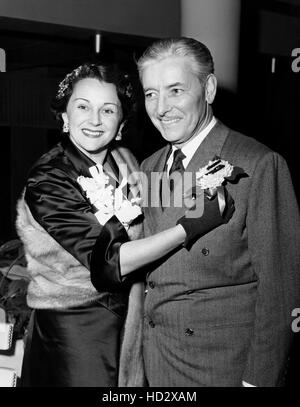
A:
145,92,156,99
171,88,183,95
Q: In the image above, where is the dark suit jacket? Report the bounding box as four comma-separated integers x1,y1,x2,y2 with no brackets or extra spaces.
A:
141,121,300,387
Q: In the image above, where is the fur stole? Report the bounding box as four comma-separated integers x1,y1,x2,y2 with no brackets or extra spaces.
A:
118,280,146,387
16,196,104,309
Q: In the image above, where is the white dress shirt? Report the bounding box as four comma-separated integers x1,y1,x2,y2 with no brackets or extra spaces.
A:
166,116,217,175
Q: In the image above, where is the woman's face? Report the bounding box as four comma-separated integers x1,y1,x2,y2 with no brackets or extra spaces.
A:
62,77,123,162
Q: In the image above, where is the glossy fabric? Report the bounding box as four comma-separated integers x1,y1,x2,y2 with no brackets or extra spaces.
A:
91,216,129,292
19,136,141,386
21,301,126,387
25,135,120,272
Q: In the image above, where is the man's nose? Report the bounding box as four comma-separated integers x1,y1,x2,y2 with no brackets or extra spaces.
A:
157,94,170,116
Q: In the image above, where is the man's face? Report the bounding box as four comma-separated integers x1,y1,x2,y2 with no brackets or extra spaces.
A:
141,55,209,147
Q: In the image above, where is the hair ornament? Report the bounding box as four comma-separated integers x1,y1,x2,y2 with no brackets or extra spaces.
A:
56,65,91,100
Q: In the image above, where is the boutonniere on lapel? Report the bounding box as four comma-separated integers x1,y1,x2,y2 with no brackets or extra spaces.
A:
196,156,246,196
77,164,142,229
184,156,246,218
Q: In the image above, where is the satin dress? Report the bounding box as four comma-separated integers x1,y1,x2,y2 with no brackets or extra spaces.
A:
19,136,136,387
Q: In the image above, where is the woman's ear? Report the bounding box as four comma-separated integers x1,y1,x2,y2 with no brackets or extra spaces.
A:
62,112,68,125
205,74,217,105
61,112,69,133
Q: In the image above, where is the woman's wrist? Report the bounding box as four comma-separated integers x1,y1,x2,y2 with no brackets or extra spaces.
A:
174,224,187,245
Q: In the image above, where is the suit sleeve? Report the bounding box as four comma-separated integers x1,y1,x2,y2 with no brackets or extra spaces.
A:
243,152,300,386
25,165,128,290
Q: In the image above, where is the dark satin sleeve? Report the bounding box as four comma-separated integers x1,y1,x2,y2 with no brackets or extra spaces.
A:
25,164,103,269
90,216,129,292
25,165,128,292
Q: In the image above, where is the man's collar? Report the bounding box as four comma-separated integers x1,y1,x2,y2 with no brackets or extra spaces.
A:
169,116,217,167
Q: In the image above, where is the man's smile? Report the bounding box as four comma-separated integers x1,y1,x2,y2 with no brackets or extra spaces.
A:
159,117,182,125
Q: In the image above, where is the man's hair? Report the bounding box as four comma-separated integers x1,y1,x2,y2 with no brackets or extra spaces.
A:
137,37,214,84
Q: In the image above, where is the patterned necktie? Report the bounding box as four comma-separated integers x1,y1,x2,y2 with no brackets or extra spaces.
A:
169,149,186,176
169,149,186,192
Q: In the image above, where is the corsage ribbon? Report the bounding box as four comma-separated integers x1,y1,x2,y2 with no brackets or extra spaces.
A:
184,156,246,218
216,185,226,216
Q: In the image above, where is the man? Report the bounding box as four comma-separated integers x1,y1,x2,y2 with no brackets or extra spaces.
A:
137,37,300,387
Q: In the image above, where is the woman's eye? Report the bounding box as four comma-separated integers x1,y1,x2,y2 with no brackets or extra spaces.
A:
101,107,118,115
78,105,88,110
103,108,114,114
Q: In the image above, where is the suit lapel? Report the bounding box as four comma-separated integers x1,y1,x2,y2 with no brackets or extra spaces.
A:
144,145,171,231
162,121,230,224
146,121,230,229
186,120,229,174
153,144,172,173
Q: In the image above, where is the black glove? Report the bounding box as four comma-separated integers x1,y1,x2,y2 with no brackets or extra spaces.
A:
177,186,235,250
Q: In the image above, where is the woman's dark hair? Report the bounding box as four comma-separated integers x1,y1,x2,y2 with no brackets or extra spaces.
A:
51,63,136,125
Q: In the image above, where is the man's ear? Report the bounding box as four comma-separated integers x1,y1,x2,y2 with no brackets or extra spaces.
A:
205,74,217,104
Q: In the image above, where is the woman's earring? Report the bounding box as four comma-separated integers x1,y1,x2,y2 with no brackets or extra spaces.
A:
116,122,125,141
63,122,69,133
115,129,122,141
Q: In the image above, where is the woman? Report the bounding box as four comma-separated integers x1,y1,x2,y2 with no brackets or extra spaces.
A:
16,63,234,387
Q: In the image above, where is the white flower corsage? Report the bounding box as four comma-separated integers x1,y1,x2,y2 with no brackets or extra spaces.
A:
77,164,142,229
196,156,245,197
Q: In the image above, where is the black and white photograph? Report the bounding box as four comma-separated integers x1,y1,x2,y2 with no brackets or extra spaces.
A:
0,0,299,400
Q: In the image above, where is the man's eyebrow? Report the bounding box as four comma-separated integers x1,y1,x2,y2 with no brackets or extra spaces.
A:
143,82,184,92
167,82,184,88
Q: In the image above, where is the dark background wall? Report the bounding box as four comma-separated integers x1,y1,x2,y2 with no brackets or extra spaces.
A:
0,0,181,38
0,0,181,244
1,0,299,243
237,1,300,204
0,0,299,387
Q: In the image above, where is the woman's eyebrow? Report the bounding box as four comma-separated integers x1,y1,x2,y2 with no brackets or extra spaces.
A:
73,99,119,106
74,97,89,102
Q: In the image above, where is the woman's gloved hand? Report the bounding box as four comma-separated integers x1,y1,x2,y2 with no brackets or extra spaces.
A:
176,186,235,250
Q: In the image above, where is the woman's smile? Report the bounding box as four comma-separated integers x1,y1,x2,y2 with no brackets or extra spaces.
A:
81,128,104,138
